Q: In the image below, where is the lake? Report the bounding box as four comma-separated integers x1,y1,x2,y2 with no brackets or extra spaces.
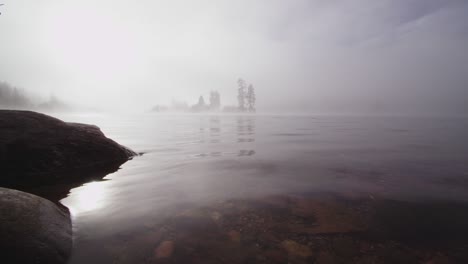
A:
53,113,468,263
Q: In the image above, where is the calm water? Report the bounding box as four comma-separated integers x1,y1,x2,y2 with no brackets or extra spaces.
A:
52,113,468,263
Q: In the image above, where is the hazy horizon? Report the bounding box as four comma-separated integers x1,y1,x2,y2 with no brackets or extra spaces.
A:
2,3,468,262
1,0,468,115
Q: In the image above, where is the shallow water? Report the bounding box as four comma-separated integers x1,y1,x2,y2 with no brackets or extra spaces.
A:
52,113,468,263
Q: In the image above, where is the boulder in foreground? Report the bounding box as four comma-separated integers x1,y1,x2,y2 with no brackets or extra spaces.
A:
0,110,137,188
0,187,72,264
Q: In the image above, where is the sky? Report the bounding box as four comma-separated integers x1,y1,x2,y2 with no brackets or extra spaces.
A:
0,0,467,114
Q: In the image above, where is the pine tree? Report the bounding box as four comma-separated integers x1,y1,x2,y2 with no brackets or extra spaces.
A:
237,78,246,112
247,84,256,112
209,91,221,111
198,95,205,107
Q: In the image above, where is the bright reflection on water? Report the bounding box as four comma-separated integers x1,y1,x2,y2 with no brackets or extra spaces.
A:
54,113,468,263
65,181,110,215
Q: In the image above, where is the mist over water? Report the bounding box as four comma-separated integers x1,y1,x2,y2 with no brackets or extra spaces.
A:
1,0,468,115
50,113,468,262
1,1,468,262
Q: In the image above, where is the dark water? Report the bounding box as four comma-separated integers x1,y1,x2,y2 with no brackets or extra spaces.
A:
53,114,468,263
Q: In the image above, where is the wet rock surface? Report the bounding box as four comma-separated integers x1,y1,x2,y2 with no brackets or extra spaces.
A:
85,193,468,264
0,187,72,264
0,110,136,194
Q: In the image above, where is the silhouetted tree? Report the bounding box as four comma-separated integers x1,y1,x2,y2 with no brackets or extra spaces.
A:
209,91,221,111
237,78,246,112
246,84,256,112
198,95,205,107
191,95,207,112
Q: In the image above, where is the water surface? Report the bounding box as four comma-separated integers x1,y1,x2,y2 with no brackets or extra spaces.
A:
53,114,468,263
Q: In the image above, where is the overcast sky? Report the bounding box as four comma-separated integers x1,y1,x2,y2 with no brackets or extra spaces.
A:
1,0,467,114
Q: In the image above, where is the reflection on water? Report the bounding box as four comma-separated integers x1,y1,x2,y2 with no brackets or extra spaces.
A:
236,116,256,156
238,149,256,156
192,115,256,158
55,114,468,264
65,181,110,215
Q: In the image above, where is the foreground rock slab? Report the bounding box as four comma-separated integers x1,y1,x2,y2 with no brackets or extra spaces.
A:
0,187,72,264
0,110,136,189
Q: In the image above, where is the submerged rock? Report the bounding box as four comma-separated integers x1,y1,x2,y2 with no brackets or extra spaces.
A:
281,240,313,258
155,240,175,259
0,187,72,264
227,230,241,242
0,110,136,189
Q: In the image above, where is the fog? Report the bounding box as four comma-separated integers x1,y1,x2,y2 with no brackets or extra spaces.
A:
1,0,467,114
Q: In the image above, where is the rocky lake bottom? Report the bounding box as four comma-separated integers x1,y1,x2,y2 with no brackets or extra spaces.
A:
69,193,468,264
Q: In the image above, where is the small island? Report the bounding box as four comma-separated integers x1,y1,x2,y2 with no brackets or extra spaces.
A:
151,78,256,113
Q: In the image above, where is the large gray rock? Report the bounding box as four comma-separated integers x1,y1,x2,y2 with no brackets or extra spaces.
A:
0,110,136,189
0,187,72,264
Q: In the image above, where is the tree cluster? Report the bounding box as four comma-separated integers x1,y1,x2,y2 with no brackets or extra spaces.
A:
0,82,32,108
237,78,256,112
192,90,221,112
0,81,69,111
